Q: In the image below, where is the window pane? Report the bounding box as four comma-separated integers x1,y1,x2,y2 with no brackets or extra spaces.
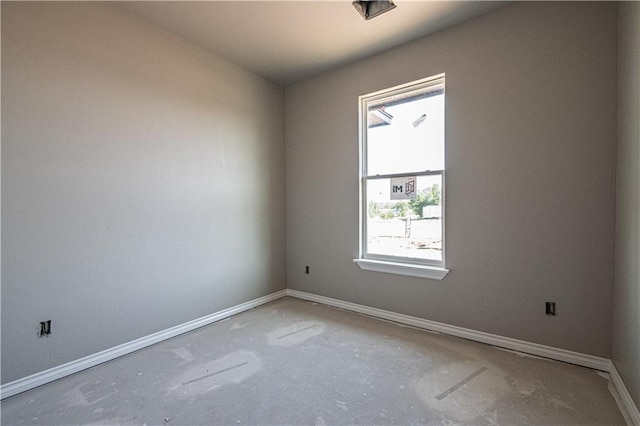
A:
365,174,442,261
367,92,444,176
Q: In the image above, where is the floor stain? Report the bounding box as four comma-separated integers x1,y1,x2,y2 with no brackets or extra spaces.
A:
170,350,261,398
267,321,325,347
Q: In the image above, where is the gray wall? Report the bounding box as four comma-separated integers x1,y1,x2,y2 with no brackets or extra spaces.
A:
1,2,286,384
613,1,640,409
286,2,617,357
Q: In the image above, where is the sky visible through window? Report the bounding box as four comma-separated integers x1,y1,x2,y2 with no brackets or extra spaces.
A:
367,93,444,177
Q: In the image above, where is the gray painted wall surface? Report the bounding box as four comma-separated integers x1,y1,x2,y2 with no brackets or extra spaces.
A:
286,2,617,357
1,2,286,383
613,2,640,409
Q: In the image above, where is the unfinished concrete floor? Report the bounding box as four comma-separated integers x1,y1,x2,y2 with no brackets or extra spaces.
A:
1,297,628,425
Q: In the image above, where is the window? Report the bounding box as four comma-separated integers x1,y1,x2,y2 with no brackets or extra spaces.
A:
354,74,449,280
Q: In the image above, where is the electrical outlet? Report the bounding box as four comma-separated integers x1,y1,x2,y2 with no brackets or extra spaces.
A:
39,320,52,337
545,302,556,316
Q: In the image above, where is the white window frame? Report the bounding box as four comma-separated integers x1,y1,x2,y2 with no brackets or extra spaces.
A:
353,74,449,280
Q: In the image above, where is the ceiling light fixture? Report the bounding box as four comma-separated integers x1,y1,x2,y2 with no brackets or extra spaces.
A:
352,0,397,21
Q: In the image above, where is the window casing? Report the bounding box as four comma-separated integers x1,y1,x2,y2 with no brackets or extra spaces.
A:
354,74,449,279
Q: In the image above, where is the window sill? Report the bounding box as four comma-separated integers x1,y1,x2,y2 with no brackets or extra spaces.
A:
353,258,449,280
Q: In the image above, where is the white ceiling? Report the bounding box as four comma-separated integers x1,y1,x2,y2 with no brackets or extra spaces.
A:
112,1,510,86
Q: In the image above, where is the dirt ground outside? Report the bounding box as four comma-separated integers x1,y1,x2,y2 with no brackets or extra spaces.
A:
367,217,442,261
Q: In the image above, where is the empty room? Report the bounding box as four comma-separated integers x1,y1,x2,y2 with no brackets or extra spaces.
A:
1,1,639,424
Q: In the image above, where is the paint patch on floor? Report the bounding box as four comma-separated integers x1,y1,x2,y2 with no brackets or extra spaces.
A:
509,376,545,398
64,381,115,407
230,321,251,330
547,394,578,413
267,321,325,347
413,360,509,422
166,347,194,363
169,350,261,398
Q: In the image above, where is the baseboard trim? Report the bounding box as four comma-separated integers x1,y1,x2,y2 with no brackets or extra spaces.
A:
609,362,640,425
285,289,611,372
286,289,640,423
4,287,637,424
0,289,287,400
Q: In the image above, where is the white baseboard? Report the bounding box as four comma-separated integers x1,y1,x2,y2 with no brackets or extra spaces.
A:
609,362,640,425
285,289,610,371
0,289,287,400
3,286,637,425
286,289,640,423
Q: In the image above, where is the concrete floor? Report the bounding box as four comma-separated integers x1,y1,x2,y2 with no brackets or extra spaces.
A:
1,297,628,425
